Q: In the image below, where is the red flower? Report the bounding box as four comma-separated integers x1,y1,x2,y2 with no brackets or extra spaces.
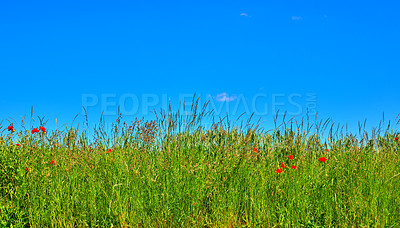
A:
291,165,298,170
276,168,283,173
281,163,285,169
16,144,20,146
7,125,14,132
395,137,399,141
325,149,329,152
252,148,258,153
288,155,294,160
50,160,56,165
31,128,39,134
65,169,68,171
25,167,29,173
106,149,112,153
319,157,327,162
39,126,46,133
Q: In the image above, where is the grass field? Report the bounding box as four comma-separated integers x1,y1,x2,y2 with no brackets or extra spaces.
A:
1,102,400,227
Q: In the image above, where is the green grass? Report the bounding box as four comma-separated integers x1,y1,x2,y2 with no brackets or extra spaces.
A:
1,103,399,227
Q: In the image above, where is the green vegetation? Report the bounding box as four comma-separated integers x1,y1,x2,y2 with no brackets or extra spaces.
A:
1,101,399,227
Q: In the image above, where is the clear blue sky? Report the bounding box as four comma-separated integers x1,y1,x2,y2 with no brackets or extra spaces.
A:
1,0,399,134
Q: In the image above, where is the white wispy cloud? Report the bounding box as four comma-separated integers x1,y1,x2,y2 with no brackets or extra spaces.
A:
292,16,302,20
240,13,251,17
215,93,237,102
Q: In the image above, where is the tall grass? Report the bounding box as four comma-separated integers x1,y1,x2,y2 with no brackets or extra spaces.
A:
1,99,399,227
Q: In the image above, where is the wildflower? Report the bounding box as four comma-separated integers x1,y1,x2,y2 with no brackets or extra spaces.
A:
8,125,14,132
106,149,112,153
288,155,294,160
281,163,285,169
50,160,56,165
65,169,68,171
16,144,20,146
276,168,283,173
395,137,399,141
319,157,327,162
252,148,258,153
25,167,29,173
39,126,46,133
31,128,39,134
325,149,329,152
291,165,298,170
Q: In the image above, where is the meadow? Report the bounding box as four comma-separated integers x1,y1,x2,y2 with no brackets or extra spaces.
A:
1,101,399,227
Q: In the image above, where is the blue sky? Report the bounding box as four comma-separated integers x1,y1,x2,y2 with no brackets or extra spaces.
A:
1,0,399,134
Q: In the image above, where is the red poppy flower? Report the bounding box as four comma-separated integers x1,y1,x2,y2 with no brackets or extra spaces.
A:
395,137,399,141
252,148,258,153
106,149,112,153
288,155,294,160
65,169,68,171
31,128,39,134
7,125,14,132
325,149,329,152
39,126,46,133
281,163,285,169
16,144,20,146
25,167,29,173
291,165,298,170
276,168,283,173
319,157,327,162
50,160,56,165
